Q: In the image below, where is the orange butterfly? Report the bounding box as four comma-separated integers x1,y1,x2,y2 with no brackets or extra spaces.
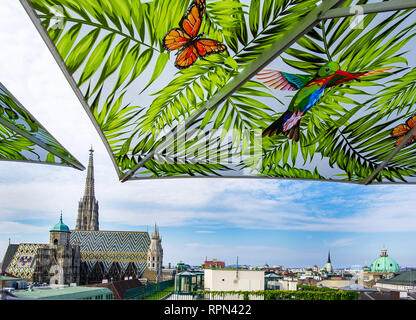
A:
391,114,416,146
163,0,227,69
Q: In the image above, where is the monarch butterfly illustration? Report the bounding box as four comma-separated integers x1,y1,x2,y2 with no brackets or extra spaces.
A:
163,0,227,69
391,114,416,146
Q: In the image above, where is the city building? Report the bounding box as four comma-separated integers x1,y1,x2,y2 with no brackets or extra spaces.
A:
276,278,298,291
204,269,264,292
1,148,164,285
374,270,416,293
204,258,225,268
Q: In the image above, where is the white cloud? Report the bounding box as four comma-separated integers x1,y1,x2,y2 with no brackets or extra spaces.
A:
326,238,354,248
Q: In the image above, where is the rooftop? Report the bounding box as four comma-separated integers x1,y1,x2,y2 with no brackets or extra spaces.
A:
0,276,21,281
377,270,416,286
14,286,112,300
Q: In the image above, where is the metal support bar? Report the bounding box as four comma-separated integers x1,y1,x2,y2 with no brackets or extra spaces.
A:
120,0,347,182
320,0,416,20
362,124,416,185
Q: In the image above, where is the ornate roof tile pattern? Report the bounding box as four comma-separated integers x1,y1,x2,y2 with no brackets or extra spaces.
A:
6,243,48,279
70,231,150,275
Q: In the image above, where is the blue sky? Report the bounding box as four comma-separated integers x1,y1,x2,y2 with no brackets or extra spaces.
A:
0,2,416,270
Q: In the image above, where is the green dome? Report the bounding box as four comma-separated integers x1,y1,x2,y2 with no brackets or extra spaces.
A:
370,247,399,273
50,214,70,233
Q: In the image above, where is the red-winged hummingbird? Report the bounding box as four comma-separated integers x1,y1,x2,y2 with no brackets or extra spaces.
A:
257,61,392,141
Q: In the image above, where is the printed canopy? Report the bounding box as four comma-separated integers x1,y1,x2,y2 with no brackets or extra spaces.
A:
21,0,416,183
0,83,84,169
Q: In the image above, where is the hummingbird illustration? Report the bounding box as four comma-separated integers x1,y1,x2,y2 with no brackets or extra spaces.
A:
256,61,392,141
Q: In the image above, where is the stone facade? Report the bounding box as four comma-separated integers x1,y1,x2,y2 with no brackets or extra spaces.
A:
147,225,163,282
33,221,81,285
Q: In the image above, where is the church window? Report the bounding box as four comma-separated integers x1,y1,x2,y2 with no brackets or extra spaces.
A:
152,263,154,268
54,239,58,246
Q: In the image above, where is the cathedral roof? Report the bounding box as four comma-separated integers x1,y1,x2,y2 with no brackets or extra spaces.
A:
1,244,19,273
4,243,48,279
70,230,151,275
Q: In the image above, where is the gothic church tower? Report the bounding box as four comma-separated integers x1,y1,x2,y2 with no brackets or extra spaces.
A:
326,251,333,273
76,147,99,231
147,224,163,282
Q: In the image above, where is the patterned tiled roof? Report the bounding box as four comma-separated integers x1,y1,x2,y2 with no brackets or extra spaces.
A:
70,231,150,275
1,244,19,272
5,243,48,279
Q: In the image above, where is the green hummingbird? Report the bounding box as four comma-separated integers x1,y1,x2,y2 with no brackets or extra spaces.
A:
256,61,392,141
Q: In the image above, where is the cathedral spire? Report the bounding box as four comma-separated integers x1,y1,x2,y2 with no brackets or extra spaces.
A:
76,147,99,231
152,223,160,239
84,147,95,199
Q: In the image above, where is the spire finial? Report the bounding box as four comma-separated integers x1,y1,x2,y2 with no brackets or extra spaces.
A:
60,211,63,223
152,222,160,239
381,245,387,257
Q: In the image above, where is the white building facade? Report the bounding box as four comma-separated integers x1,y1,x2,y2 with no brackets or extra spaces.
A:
204,269,264,292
